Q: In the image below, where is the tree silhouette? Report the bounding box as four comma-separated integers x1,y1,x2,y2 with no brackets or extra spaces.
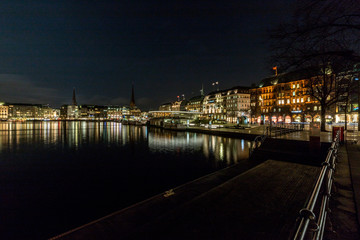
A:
270,0,360,131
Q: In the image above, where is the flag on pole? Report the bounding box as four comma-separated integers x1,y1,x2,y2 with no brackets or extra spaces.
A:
273,66,278,76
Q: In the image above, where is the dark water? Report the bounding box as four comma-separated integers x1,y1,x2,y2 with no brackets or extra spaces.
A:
0,121,250,239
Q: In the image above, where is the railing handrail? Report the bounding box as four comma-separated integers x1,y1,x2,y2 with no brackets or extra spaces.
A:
293,130,340,240
249,133,267,157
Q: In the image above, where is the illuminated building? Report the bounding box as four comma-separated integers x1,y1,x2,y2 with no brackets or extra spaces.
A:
78,105,107,120
42,104,59,120
185,95,204,112
159,103,172,111
335,68,360,124
0,102,8,120
8,103,43,120
60,88,79,120
250,70,334,124
203,87,250,123
225,86,250,123
129,83,141,118
203,90,227,122
107,106,122,120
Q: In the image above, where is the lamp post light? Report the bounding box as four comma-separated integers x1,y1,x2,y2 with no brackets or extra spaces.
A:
212,81,219,91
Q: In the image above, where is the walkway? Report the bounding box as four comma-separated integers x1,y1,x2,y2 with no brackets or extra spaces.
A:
51,126,360,240
52,160,320,240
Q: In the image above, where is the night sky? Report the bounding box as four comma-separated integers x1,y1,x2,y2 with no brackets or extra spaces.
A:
0,0,294,110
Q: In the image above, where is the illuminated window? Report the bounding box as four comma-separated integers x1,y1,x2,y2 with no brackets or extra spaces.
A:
293,84,295,89
287,99,290,104
301,98,304,102
314,106,317,111
297,84,299,88
297,98,299,103
307,97,310,102
293,91,295,96
293,99,295,103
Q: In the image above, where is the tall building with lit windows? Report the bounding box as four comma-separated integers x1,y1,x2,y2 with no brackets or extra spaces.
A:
203,86,250,123
225,86,250,124
0,102,8,120
250,70,335,124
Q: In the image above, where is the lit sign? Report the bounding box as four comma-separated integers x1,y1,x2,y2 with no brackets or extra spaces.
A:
353,104,359,111
208,100,215,103
354,77,359,81
291,110,302,113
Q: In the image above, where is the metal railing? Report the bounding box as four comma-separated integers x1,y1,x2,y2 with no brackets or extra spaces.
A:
271,123,304,137
249,134,267,157
293,130,340,240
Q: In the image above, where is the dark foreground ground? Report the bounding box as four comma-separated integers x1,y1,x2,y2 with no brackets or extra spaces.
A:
53,138,334,240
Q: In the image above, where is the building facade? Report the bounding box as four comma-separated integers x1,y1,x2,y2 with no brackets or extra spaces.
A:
0,102,8,120
225,87,250,123
185,95,204,112
250,71,336,124
8,103,43,120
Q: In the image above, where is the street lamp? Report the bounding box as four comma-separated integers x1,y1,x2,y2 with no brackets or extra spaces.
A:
212,81,219,91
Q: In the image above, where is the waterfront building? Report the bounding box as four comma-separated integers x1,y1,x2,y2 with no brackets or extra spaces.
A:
250,70,337,124
0,102,8,120
60,105,79,120
159,103,172,111
107,105,122,120
78,105,107,120
203,90,227,122
60,88,79,120
42,104,58,120
8,103,43,120
335,68,360,124
149,110,201,127
185,95,204,112
225,86,250,123
171,100,187,111
129,83,141,118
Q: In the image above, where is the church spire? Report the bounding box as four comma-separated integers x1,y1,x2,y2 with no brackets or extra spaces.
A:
72,88,77,106
130,83,136,109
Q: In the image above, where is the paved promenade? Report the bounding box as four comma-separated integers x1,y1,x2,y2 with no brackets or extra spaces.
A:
52,125,360,239
52,160,320,240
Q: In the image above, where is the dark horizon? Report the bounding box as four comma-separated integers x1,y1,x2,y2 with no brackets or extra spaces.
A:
0,0,294,110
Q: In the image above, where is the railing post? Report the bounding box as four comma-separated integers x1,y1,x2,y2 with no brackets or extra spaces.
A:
293,130,340,240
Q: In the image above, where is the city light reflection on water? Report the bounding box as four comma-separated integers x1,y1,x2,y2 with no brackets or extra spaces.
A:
0,121,251,239
0,121,250,164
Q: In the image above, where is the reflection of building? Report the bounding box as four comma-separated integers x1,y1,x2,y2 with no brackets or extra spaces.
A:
0,102,8,120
